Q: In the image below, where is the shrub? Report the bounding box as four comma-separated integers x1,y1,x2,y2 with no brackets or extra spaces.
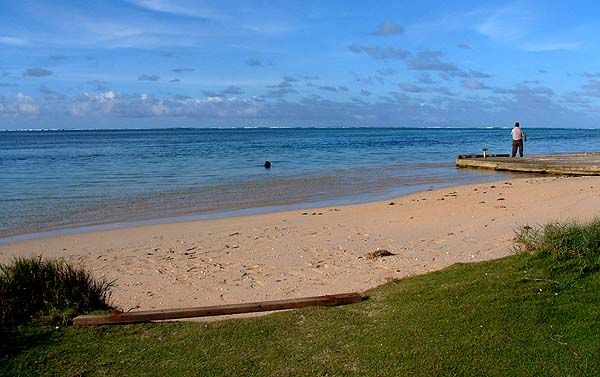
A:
0,257,115,326
514,217,600,275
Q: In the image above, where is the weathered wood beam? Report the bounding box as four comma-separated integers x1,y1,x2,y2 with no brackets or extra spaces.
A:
73,292,363,326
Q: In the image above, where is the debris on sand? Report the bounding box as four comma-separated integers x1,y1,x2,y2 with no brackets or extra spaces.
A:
365,249,395,260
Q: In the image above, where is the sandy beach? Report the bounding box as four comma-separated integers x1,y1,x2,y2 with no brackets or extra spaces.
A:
2,175,600,313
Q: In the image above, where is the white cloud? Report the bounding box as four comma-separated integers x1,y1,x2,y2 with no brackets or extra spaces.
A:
3,2,209,48
371,20,403,36
127,1,295,36
461,79,489,90
126,0,220,20
84,21,145,40
520,41,580,52
399,83,426,93
138,74,160,81
0,87,594,128
23,68,53,77
409,51,459,72
64,90,263,118
0,36,28,46
474,3,582,52
172,67,195,73
16,93,40,115
412,2,583,53
101,91,116,100
348,44,410,60
475,4,532,42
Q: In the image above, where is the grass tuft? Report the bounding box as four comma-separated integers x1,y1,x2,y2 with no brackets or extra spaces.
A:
514,217,600,275
0,257,115,326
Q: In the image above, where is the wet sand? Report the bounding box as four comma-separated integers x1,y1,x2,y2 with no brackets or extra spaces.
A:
2,176,600,313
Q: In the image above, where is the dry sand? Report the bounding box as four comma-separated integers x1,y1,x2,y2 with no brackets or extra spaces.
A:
2,176,600,313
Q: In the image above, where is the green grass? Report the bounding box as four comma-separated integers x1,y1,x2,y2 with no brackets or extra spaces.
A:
0,257,115,326
514,218,600,276
2,219,600,376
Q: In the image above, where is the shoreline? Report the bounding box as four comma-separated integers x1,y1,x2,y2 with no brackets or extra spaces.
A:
2,175,600,313
0,170,518,245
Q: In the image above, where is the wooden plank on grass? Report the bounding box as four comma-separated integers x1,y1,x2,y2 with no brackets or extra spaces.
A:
73,292,363,326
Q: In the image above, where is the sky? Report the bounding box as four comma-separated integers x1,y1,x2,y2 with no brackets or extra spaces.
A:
1,0,600,129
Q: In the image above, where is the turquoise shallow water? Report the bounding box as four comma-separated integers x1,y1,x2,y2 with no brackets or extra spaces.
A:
2,127,599,241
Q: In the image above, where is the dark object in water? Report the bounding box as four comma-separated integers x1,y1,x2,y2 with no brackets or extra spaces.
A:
264,161,271,169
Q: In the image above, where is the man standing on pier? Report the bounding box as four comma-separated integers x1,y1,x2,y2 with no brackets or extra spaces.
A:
511,122,526,157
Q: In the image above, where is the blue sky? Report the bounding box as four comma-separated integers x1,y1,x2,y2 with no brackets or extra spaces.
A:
1,0,600,129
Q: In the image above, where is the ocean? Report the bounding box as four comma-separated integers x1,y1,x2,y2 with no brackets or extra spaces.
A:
2,127,600,242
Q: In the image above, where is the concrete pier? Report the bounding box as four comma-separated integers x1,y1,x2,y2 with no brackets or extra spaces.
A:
456,152,600,175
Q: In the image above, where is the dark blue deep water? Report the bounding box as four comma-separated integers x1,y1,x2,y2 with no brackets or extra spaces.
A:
2,127,599,240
